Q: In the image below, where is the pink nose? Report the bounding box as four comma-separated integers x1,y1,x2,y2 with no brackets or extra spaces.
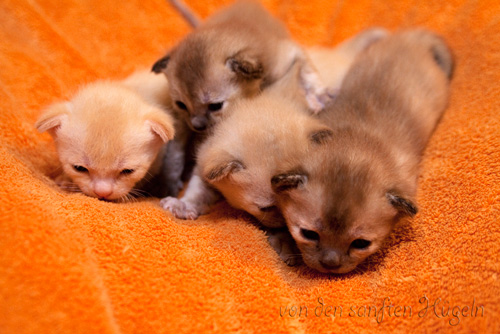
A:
93,181,113,199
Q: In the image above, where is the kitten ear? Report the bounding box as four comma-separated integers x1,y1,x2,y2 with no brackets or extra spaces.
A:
152,55,171,74
386,192,418,217
146,109,175,143
226,52,263,80
271,171,308,193
204,158,245,182
309,127,333,145
35,102,70,134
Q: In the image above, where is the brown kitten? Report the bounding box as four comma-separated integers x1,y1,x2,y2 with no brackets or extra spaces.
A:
36,73,175,201
152,0,330,132
271,30,453,273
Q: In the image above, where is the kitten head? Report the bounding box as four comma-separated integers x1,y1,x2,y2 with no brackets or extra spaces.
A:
271,131,417,273
152,33,264,132
197,95,332,228
36,82,175,201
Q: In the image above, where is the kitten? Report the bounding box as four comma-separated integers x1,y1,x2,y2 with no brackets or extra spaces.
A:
271,30,454,273
197,95,332,226
36,72,176,201
152,0,330,132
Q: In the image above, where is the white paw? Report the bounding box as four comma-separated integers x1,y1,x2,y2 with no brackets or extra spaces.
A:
160,196,200,220
305,87,337,114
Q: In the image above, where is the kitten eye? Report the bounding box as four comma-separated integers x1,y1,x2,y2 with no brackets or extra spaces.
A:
259,205,276,212
120,169,135,175
350,239,371,250
73,165,88,173
300,228,320,241
207,102,224,112
175,101,188,111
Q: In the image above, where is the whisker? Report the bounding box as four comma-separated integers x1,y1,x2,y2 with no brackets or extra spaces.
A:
126,194,137,203
141,171,155,183
119,194,130,203
58,182,82,193
130,188,150,197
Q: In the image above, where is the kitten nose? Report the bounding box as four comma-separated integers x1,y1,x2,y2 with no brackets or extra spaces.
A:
320,251,341,270
191,116,207,131
94,181,113,199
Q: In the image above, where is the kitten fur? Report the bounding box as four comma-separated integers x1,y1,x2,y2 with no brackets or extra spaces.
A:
160,28,387,221
152,0,330,132
271,30,454,274
36,72,176,201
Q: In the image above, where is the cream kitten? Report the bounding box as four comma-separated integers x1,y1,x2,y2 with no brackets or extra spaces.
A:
271,30,454,273
152,0,330,132
36,74,175,201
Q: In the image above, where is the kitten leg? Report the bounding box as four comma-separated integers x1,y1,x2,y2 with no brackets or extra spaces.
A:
55,173,72,187
54,173,81,193
150,140,186,197
266,227,302,266
297,56,335,113
274,40,334,114
160,171,219,220
163,140,186,195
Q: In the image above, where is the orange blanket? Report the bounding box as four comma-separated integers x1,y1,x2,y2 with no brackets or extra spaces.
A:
1,0,499,333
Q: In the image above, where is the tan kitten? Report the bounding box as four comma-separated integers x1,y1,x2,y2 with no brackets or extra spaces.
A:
152,0,330,132
198,95,332,226
271,30,454,273
36,73,175,201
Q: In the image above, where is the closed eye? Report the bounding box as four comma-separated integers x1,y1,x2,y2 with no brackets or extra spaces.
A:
175,101,188,111
120,169,135,175
207,102,224,112
300,228,320,241
259,205,277,212
350,239,371,250
73,165,88,173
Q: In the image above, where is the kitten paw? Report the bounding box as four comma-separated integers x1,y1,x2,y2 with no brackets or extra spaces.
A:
160,196,200,220
306,87,337,114
267,228,302,266
54,174,79,193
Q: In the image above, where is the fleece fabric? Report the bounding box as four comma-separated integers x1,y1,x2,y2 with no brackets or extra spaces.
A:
0,0,499,333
